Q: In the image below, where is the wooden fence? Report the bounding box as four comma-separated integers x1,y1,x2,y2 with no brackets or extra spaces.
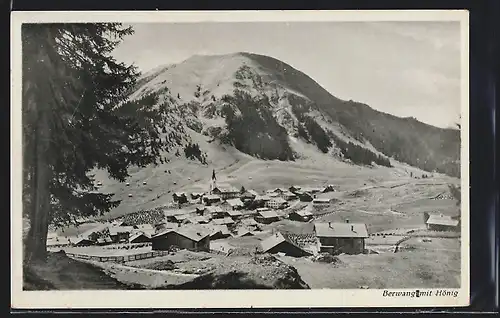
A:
65,250,170,263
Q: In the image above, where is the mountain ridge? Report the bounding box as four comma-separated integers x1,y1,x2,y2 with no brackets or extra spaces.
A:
127,52,460,178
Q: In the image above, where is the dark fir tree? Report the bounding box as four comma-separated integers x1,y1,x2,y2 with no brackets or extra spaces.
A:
22,23,166,262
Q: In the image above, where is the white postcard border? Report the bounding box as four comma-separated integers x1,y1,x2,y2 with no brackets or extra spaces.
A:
11,10,470,309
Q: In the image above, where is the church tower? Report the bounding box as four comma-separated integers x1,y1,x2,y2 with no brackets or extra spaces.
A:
209,169,217,194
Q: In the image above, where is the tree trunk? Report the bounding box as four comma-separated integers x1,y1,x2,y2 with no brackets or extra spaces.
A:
25,109,51,264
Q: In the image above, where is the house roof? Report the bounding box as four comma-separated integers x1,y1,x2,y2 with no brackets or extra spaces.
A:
256,207,271,212
225,198,244,207
81,223,109,238
258,210,279,218
175,226,211,241
212,217,235,225
136,224,154,231
426,215,459,227
291,210,313,217
152,229,175,238
270,198,287,204
204,194,222,200
267,192,280,198
191,216,210,224
314,222,369,238
129,232,151,242
313,198,331,203
206,206,224,213
261,232,310,254
156,222,179,230
152,226,210,242
297,192,313,197
201,224,230,236
108,226,134,236
227,210,243,216
281,191,296,197
255,195,271,201
241,218,258,226
302,187,322,193
73,237,93,245
248,190,259,196
173,214,190,221
237,228,254,237
213,186,239,193
173,192,187,197
240,191,256,198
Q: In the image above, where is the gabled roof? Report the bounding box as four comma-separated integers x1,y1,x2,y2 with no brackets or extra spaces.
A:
81,223,109,238
191,215,210,224
258,210,279,218
212,217,235,225
281,191,296,197
73,237,93,245
227,210,243,216
201,224,231,236
267,192,280,198
152,229,175,238
256,207,271,212
224,198,244,207
204,194,222,200
213,185,239,193
240,191,256,198
242,218,258,226
426,215,459,227
172,214,190,221
136,224,154,231
175,226,211,241
261,232,310,254
313,198,332,203
254,195,271,201
314,222,369,238
297,192,313,197
237,228,254,237
302,187,322,193
247,190,259,196
291,210,313,217
152,226,210,242
129,232,151,242
173,192,187,197
108,226,134,236
270,198,287,204
206,206,224,213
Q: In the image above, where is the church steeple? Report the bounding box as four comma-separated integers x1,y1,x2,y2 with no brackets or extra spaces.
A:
209,169,217,194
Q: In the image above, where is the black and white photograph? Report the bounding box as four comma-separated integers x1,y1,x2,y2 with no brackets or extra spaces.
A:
11,10,469,308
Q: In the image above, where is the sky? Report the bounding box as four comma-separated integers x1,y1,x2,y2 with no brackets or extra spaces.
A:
112,21,461,128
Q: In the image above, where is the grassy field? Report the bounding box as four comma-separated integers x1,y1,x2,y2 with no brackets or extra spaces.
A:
278,249,460,289
86,133,459,221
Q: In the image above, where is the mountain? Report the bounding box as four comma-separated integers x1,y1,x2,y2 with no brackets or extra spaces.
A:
126,52,460,178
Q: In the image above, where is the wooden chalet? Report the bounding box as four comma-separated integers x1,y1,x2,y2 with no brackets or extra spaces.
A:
151,226,210,252
255,210,280,224
173,192,188,204
314,221,369,255
260,232,311,257
288,210,313,222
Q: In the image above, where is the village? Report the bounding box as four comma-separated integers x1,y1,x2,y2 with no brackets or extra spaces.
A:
45,167,461,287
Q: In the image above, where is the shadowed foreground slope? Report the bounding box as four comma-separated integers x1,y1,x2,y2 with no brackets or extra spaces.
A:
23,251,142,290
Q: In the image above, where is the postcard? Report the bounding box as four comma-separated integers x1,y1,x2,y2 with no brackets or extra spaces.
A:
11,9,469,309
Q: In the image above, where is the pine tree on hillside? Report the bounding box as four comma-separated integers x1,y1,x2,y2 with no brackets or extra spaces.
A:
22,23,166,262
